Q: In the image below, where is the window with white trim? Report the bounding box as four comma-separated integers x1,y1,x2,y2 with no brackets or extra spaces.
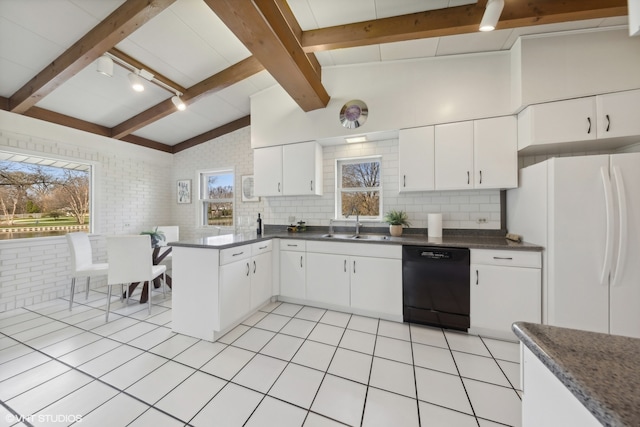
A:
336,156,382,220
199,169,234,227
0,151,92,240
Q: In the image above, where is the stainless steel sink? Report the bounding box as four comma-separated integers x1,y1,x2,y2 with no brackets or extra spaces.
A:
321,234,390,240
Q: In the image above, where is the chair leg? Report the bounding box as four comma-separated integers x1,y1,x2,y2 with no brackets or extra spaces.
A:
85,277,91,300
148,282,152,315
162,273,166,297
106,286,112,322
69,277,76,311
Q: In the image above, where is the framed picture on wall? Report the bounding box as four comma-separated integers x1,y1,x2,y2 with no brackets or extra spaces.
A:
241,175,259,202
177,179,191,204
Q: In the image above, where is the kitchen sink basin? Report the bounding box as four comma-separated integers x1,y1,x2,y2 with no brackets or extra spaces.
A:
321,234,390,241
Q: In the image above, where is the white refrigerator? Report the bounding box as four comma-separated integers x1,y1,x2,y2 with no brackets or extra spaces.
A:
507,152,640,338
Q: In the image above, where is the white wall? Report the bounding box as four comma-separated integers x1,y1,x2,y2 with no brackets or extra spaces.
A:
0,111,172,311
251,51,512,148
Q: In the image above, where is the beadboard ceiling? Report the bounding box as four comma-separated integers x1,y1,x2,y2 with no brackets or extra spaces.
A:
0,0,629,152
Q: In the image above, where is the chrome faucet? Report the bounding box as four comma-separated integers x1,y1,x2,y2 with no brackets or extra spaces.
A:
346,207,362,236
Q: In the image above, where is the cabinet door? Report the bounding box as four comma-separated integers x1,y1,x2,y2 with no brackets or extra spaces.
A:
470,264,541,337
279,251,306,299
474,116,517,189
399,126,435,192
435,121,474,190
254,146,283,196
519,97,597,148
350,257,402,317
219,260,252,331
251,252,272,310
306,253,350,307
596,89,640,139
283,141,323,196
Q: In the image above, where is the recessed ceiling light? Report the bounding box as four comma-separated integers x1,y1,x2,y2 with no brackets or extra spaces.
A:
345,136,367,143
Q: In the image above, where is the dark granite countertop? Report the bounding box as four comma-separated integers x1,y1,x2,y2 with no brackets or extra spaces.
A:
512,322,640,427
170,229,542,251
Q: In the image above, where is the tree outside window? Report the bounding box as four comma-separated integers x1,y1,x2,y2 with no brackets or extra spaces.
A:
337,157,382,220
200,169,234,227
0,152,91,239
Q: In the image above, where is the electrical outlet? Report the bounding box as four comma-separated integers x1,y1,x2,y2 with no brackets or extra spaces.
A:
476,218,487,224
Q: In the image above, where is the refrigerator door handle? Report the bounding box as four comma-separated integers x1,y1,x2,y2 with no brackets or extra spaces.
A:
601,167,615,286
611,166,627,287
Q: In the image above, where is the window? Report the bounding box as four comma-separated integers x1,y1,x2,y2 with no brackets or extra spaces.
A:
0,151,92,240
200,169,234,227
336,157,382,220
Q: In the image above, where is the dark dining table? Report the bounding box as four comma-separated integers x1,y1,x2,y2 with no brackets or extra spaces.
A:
124,246,172,303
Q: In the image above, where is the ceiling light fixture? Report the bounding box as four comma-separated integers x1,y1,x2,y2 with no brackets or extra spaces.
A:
171,93,186,111
96,55,113,77
345,136,367,143
479,0,504,32
128,71,145,92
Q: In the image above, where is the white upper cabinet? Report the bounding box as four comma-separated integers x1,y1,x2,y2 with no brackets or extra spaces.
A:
435,121,474,190
254,141,323,196
283,141,323,196
254,145,283,196
596,89,640,139
398,126,435,192
474,116,518,189
518,97,597,150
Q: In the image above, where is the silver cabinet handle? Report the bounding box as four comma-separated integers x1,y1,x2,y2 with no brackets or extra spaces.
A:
310,180,313,191
287,244,298,247
476,269,479,285
344,259,347,272
606,114,610,132
278,182,281,193
479,170,482,184
493,256,513,260
403,175,406,187
300,256,303,268
587,117,592,134
232,251,244,257
259,245,268,250
253,260,256,274
467,171,470,185
353,260,356,274
246,262,250,276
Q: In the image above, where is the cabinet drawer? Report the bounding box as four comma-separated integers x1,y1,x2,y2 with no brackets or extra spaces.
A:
252,240,272,256
220,245,251,265
471,249,541,268
280,239,306,252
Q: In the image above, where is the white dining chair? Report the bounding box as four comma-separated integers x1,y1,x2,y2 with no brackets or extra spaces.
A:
66,232,108,311
106,235,166,322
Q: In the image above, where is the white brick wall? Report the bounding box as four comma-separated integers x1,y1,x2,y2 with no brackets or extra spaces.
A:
0,117,172,311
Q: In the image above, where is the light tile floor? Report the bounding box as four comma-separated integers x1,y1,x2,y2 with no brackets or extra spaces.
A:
0,287,522,426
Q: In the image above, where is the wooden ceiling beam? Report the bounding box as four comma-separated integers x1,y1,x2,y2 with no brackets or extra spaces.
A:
121,134,173,153
205,0,330,112
301,0,628,52
173,116,251,153
23,107,112,137
110,56,263,140
8,0,176,114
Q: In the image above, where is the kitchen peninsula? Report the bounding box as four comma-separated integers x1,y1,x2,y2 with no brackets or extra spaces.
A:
170,230,541,342
513,322,640,427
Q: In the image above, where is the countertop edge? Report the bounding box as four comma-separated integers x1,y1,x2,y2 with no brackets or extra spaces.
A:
512,322,630,427
169,232,543,251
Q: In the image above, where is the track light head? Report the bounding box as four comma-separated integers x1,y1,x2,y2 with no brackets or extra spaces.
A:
128,72,145,92
479,0,504,32
172,94,186,111
96,55,113,77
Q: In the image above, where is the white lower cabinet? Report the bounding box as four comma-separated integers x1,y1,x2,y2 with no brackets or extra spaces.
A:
250,242,272,310
219,256,252,331
279,240,306,299
470,249,542,340
304,241,402,319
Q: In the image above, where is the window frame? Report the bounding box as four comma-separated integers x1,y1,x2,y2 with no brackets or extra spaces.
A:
335,155,383,221
0,149,96,239
197,167,235,229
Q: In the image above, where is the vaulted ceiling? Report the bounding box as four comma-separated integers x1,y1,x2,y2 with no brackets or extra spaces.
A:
0,0,629,153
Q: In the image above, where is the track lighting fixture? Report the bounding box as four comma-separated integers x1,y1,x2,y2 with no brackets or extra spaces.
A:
172,93,186,111
128,72,145,92
95,52,186,110
96,55,113,77
479,0,504,32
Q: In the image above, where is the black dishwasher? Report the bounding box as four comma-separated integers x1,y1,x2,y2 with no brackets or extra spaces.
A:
402,246,470,331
